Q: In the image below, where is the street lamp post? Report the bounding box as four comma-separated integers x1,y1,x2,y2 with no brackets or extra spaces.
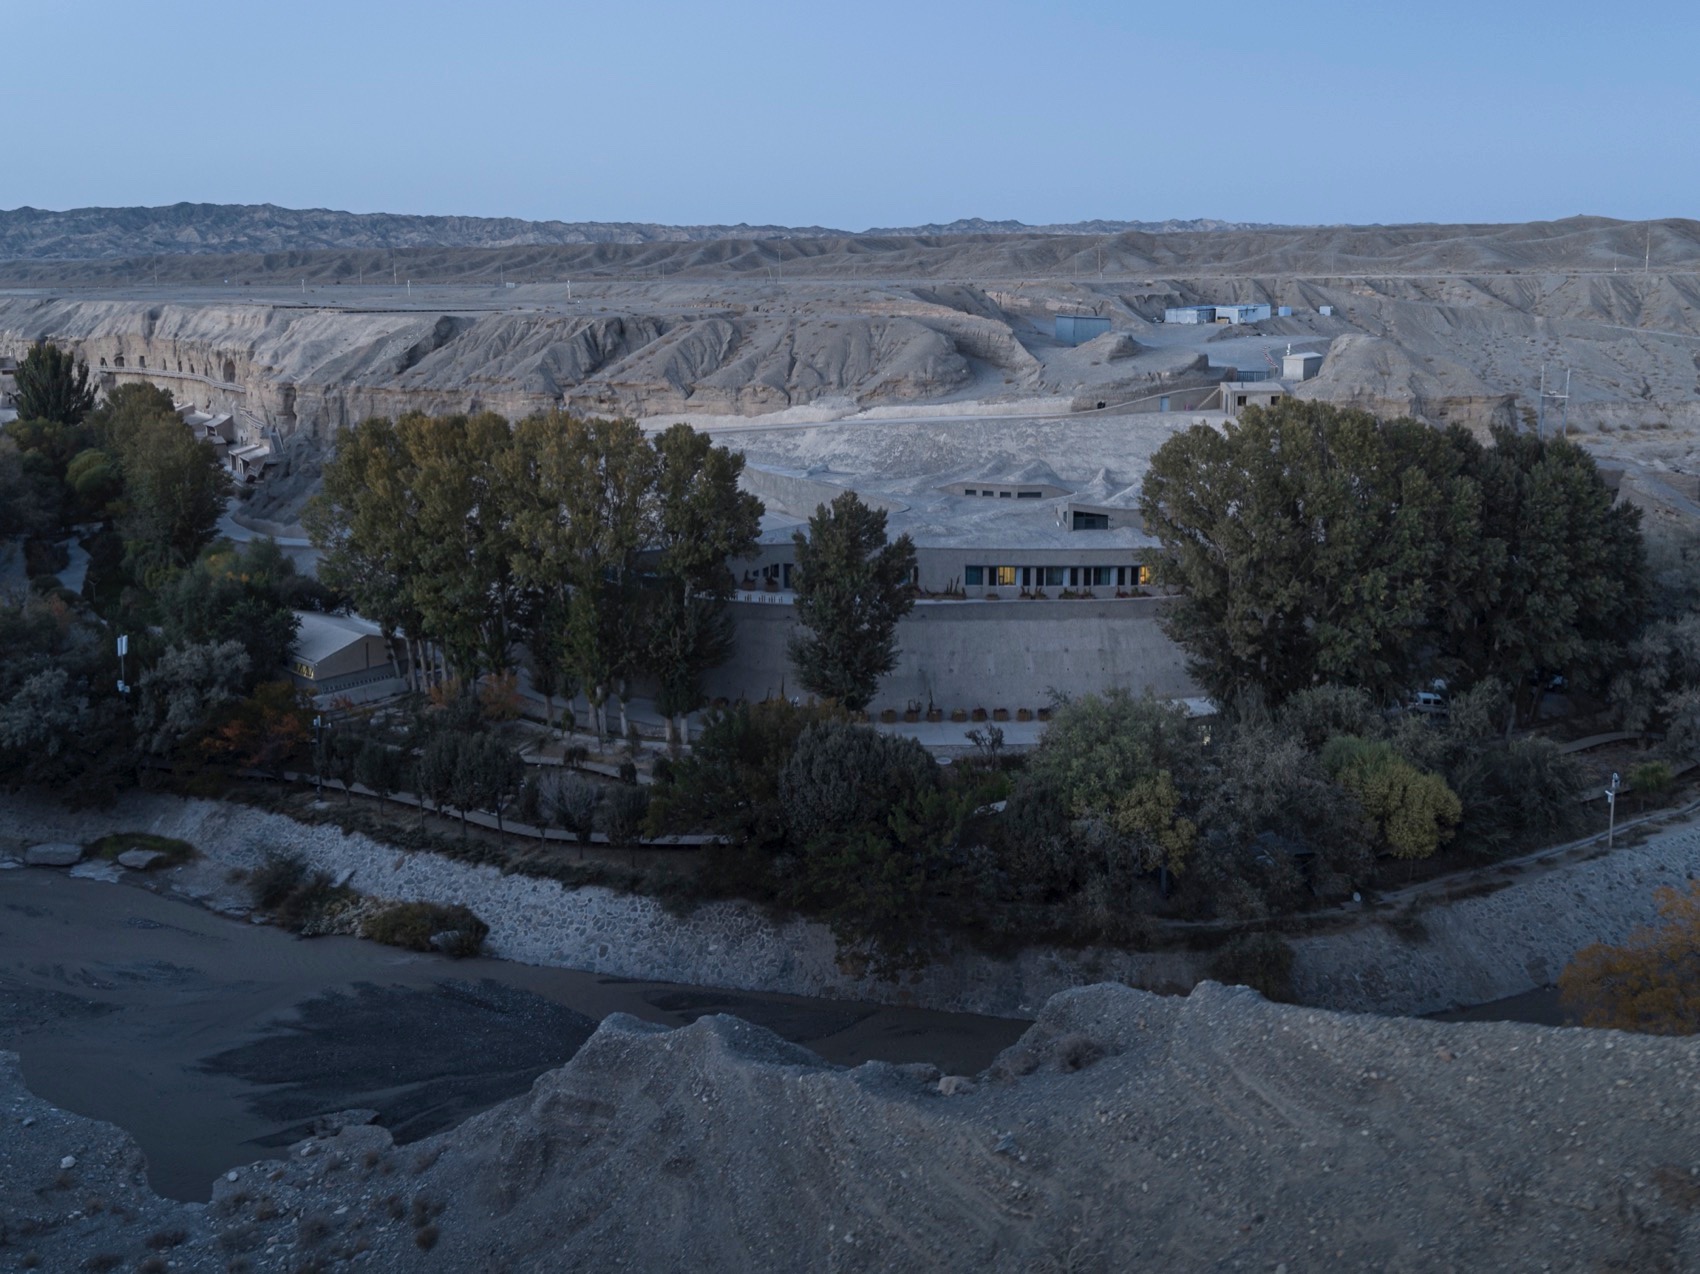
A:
1605,771,1620,848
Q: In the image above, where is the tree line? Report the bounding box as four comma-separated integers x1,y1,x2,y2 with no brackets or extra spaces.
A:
303,413,764,742
1138,398,1646,723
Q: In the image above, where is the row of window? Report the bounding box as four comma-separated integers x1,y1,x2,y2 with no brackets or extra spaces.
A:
963,565,1153,589
962,488,1044,499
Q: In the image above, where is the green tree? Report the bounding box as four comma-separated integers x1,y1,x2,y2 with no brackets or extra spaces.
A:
773,721,966,974
0,436,51,538
415,734,460,827
600,783,651,850
400,411,527,680
1454,428,1644,723
541,768,601,846
154,539,307,689
355,738,403,807
787,491,917,711
114,404,231,581
0,592,131,802
133,639,251,764
647,423,763,741
505,413,657,739
645,698,846,847
1321,736,1461,861
13,341,95,426
304,417,431,689
1026,690,1205,821
466,732,524,834
1138,399,1483,705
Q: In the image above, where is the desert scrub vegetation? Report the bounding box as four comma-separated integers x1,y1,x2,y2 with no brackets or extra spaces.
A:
364,901,489,957
246,853,361,934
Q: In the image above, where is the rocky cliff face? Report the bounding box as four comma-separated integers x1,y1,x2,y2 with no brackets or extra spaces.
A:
4,983,1697,1272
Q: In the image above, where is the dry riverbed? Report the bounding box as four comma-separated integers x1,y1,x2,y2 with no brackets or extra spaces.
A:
0,868,1025,1201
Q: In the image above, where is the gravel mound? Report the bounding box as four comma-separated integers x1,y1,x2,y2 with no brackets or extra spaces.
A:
4,982,1697,1271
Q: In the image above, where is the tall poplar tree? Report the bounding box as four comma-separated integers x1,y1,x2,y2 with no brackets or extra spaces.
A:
788,492,916,712
648,424,763,740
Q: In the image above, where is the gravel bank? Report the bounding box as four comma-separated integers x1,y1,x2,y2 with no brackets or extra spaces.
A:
4,792,1696,1018
7,981,1700,1272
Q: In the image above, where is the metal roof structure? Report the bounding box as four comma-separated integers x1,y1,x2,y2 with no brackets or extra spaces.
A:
291,610,387,667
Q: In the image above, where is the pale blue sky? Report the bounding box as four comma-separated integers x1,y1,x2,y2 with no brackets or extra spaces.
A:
4,0,1695,227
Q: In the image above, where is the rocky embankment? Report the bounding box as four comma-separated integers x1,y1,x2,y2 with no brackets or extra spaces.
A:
3,982,1697,1271
4,792,1698,1018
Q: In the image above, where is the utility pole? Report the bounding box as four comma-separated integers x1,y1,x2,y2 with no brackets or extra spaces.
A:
116,634,129,696
1536,366,1546,438
1558,367,1571,437
1605,771,1620,847
313,715,325,803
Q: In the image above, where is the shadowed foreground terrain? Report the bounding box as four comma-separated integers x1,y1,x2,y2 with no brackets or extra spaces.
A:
4,982,1697,1272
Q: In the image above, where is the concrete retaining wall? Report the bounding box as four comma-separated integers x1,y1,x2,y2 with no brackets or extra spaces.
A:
703,596,1198,712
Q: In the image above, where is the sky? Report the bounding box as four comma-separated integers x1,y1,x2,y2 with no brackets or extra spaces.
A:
3,0,1696,228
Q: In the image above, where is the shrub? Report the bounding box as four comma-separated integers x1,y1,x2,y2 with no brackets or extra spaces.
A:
248,852,308,909
1629,759,1674,807
1207,932,1296,1002
1559,881,1700,1034
600,784,651,846
364,902,489,958
778,722,937,847
87,832,195,868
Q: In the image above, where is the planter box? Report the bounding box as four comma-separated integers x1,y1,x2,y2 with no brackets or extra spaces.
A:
1016,708,1033,722
992,708,1010,722
925,708,943,723
971,708,988,722
1037,707,1053,722
880,709,899,724
950,709,968,723
903,710,920,723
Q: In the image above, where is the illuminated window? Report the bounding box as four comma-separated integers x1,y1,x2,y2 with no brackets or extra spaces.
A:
995,566,1017,587
1138,565,1153,586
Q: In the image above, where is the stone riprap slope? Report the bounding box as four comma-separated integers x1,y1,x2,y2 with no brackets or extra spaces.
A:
4,983,1697,1272
4,793,1698,1018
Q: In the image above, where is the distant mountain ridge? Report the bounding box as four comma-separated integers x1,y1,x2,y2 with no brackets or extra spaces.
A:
0,203,1280,261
